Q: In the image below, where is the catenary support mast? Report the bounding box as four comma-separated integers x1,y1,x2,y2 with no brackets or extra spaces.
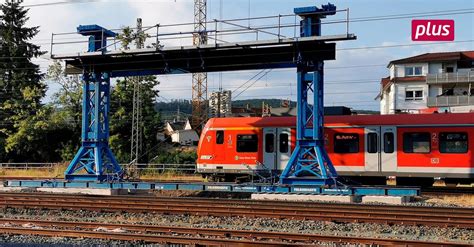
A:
131,18,144,164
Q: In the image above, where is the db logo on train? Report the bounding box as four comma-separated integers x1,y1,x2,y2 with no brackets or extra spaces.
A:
412,20,454,41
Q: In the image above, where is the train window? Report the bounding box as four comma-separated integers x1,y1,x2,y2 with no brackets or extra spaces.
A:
403,132,431,153
265,134,275,153
367,133,378,153
216,131,224,144
237,134,258,152
334,134,359,153
384,133,394,153
279,133,289,153
439,132,468,153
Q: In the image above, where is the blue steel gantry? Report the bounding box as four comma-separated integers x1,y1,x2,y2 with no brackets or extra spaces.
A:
279,4,339,186
57,4,355,184
64,25,123,181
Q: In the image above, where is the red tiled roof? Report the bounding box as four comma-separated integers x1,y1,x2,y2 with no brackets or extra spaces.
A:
392,76,426,82
461,51,474,59
389,51,474,66
380,77,390,88
378,76,426,98
379,76,425,90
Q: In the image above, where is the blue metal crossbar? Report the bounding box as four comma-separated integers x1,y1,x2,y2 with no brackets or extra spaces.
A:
6,180,420,197
77,25,116,52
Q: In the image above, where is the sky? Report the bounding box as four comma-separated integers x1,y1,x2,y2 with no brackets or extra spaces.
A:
9,0,474,111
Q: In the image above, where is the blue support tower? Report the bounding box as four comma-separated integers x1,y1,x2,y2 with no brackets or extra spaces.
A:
64,25,123,181
279,4,339,186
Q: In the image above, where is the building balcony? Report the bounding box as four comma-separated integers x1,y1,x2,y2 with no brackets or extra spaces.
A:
426,72,474,84
427,96,474,107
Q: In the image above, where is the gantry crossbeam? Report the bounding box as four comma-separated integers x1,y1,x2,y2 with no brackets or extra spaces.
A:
57,35,354,77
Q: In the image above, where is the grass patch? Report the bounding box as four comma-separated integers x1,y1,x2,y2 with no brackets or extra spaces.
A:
138,169,203,181
0,164,203,182
0,163,67,178
426,194,474,207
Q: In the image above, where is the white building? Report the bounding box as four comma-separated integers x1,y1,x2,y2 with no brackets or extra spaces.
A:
164,119,199,145
209,90,232,118
377,51,474,114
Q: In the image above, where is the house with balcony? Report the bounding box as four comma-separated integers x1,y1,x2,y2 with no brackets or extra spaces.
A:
377,51,474,114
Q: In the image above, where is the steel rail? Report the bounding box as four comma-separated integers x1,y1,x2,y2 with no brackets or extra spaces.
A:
2,200,471,229
3,197,472,219
0,192,472,215
0,218,468,247
0,193,472,229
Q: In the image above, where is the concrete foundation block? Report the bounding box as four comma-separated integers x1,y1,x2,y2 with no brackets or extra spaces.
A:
36,188,119,196
362,195,411,205
251,193,360,203
0,187,28,192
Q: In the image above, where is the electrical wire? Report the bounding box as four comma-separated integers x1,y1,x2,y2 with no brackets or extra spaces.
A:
1,4,471,110
1,39,472,71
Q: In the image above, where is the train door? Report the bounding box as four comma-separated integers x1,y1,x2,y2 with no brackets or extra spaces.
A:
213,130,226,165
276,128,292,171
365,127,381,172
263,128,277,170
381,126,397,172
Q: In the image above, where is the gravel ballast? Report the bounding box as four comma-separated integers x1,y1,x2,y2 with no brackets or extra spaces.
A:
0,207,472,245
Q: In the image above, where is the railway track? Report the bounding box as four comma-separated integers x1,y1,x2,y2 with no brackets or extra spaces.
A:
0,192,472,229
422,186,474,196
0,218,469,246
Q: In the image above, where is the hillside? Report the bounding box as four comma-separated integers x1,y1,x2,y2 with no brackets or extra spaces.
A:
155,99,378,119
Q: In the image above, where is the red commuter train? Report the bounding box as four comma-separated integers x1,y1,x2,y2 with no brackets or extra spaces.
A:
196,113,474,185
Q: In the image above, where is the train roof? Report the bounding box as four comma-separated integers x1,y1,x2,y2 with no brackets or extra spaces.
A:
205,113,474,128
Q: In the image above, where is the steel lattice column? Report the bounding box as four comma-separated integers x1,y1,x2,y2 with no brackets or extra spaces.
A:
131,18,144,164
192,0,208,130
65,71,122,181
279,4,338,186
64,25,122,181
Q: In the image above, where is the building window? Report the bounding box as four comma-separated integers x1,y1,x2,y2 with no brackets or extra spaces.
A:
446,67,454,73
439,132,468,153
237,134,258,152
216,131,224,144
265,133,274,153
403,132,431,153
279,133,289,153
405,66,422,76
334,133,359,153
405,89,423,101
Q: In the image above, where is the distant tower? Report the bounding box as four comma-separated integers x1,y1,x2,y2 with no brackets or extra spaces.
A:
131,18,144,164
209,90,232,118
191,0,208,131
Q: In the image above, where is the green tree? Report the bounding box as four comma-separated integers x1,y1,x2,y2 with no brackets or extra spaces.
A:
0,0,47,161
46,61,82,161
109,25,161,163
110,76,161,163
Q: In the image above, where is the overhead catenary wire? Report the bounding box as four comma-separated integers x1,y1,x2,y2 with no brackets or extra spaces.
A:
2,4,471,110
233,69,273,99
1,7,471,51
